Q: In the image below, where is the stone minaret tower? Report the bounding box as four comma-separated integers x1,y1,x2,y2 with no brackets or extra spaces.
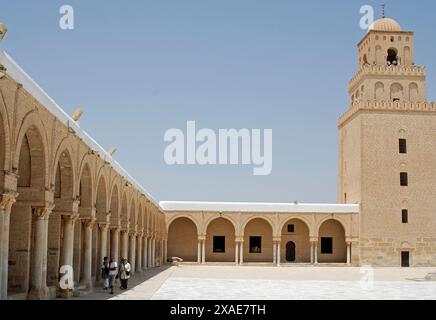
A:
338,17,436,267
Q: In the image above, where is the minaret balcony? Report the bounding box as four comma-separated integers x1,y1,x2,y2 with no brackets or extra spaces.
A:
349,64,426,91
339,100,436,127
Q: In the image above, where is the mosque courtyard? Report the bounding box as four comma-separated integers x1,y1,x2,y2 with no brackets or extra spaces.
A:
74,265,436,300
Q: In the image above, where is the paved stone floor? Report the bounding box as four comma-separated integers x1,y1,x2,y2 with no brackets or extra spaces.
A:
75,264,436,300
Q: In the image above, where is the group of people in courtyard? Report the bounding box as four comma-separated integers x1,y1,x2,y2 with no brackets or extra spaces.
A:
101,257,132,295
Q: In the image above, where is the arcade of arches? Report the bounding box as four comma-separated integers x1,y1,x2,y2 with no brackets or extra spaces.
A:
0,73,167,300
165,212,357,266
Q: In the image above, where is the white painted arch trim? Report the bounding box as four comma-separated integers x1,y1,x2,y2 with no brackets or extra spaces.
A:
159,201,359,213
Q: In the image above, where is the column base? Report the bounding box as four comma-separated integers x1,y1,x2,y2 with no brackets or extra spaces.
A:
27,286,50,300
78,280,93,290
57,288,74,299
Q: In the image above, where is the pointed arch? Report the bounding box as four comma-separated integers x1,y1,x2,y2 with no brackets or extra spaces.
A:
120,192,128,229
317,219,347,263
167,217,199,262
0,104,10,175
78,161,93,216
53,147,75,200
109,183,120,226
14,112,49,189
243,217,273,263
96,174,108,222
280,218,310,263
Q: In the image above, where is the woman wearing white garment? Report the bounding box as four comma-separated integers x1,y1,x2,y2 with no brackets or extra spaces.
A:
119,258,131,290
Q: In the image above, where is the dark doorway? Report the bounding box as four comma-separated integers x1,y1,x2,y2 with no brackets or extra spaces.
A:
213,236,225,253
286,241,296,262
401,251,410,267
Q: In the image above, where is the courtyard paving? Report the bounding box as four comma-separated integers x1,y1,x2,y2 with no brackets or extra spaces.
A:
76,264,436,300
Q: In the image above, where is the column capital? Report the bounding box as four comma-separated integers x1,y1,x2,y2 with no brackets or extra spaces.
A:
310,237,319,244
129,230,137,237
346,237,358,244
32,203,55,220
63,213,80,224
0,191,18,211
98,222,110,230
197,236,206,241
81,217,97,228
273,237,282,243
235,237,244,243
110,226,120,233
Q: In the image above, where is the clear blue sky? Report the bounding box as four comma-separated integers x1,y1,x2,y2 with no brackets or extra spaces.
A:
1,0,436,203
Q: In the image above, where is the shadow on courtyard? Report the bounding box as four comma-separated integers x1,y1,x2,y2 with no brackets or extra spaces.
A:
67,265,173,300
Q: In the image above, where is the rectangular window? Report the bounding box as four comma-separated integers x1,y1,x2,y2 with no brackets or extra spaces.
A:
321,237,333,254
213,236,225,253
401,251,410,267
399,139,407,154
402,209,408,223
287,224,295,233
400,172,408,186
249,236,262,253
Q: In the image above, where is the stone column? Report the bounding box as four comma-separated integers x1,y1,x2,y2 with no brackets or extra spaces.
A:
58,213,79,297
0,192,17,300
142,236,148,270
121,230,128,260
152,238,156,267
310,238,318,264
110,228,120,263
197,239,202,264
147,237,152,268
129,232,136,274
273,242,277,265
346,241,352,265
235,242,239,265
160,239,164,265
136,233,142,272
276,241,281,267
201,239,205,264
98,223,109,280
313,240,318,264
28,204,54,299
310,242,313,263
163,239,168,264
239,240,244,265
80,218,96,289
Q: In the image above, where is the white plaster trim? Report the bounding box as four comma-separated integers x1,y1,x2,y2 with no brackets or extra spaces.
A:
159,201,359,213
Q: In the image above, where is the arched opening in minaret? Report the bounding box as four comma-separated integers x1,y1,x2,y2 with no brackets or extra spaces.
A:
387,48,399,66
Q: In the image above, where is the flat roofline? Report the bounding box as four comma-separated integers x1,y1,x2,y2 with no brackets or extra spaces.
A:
159,201,360,213
0,50,160,208
357,29,414,46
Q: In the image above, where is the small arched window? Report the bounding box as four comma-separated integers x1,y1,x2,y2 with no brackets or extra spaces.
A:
387,48,399,66
375,82,384,100
409,83,419,101
390,83,403,101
